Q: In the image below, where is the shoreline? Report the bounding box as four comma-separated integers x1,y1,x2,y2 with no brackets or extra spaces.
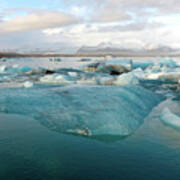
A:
1,53,180,58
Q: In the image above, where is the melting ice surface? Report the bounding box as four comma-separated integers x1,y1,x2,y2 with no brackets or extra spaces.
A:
0,85,163,136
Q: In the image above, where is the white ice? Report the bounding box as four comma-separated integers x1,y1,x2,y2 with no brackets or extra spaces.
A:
160,108,180,130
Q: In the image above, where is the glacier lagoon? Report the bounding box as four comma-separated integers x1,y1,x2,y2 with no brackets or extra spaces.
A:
0,57,180,179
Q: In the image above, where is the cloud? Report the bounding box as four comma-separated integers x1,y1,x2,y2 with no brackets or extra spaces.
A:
41,22,163,48
0,29,78,53
0,0,180,51
93,11,131,22
0,10,78,34
96,21,163,33
91,0,180,23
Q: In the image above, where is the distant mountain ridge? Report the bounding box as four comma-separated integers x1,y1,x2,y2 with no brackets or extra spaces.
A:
77,42,180,55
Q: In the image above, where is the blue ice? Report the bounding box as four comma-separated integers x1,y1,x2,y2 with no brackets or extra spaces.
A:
0,85,164,136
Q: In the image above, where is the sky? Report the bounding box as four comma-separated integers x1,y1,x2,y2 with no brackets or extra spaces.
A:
0,0,180,52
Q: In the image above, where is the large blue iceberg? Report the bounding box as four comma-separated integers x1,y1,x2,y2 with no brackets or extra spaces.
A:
0,85,164,136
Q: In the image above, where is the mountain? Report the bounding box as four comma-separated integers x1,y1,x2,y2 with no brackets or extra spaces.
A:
76,43,179,55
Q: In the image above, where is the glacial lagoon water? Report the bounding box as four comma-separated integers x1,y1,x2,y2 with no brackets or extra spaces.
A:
0,57,180,179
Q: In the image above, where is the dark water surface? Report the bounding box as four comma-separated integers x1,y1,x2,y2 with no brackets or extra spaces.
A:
0,107,179,180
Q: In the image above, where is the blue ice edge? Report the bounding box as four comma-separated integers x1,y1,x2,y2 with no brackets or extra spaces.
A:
160,108,180,131
0,85,164,137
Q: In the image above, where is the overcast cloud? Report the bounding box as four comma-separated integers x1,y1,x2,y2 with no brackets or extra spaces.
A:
0,10,78,34
0,0,180,51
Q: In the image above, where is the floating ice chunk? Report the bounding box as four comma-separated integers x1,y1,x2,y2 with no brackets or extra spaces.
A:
132,67,143,72
144,66,180,82
3,66,33,74
158,72,180,82
144,72,164,80
144,72,180,82
20,67,33,73
133,61,153,70
160,65,169,73
105,59,132,70
23,81,34,88
39,74,74,84
12,64,19,68
99,59,132,75
145,63,175,74
155,58,177,68
83,59,133,75
76,74,114,86
131,68,145,79
160,108,180,130
96,76,114,86
0,65,7,73
83,62,101,72
0,86,164,137
68,72,78,77
40,74,60,84
113,72,139,86
146,64,162,73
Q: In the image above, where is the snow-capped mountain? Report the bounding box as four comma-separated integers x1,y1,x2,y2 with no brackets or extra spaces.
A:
77,42,179,55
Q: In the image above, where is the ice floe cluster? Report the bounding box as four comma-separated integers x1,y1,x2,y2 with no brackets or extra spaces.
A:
0,57,180,88
0,56,180,136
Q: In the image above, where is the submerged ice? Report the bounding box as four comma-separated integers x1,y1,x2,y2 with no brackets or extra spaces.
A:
0,85,163,136
160,108,180,130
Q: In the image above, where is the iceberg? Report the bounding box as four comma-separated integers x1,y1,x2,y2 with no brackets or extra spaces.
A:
145,62,177,74
83,62,101,72
144,71,180,82
39,74,75,85
98,59,132,75
160,108,180,130
96,75,114,86
0,85,164,136
0,65,7,73
1,66,33,74
133,61,154,70
113,72,139,86
105,59,132,70
144,72,164,80
77,74,115,86
131,68,145,79
155,58,178,68
68,72,78,77
20,67,33,73
83,59,132,75
145,65,162,73
23,81,34,88
158,72,180,83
